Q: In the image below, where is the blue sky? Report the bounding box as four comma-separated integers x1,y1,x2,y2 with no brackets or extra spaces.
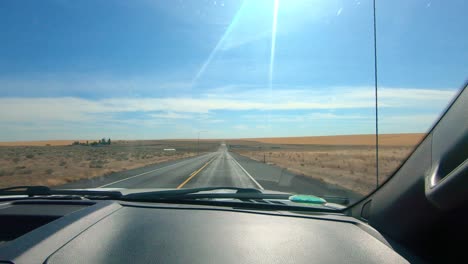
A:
0,0,466,141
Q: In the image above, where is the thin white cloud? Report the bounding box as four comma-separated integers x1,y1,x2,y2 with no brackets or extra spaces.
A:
256,125,271,129
242,112,367,123
378,114,440,133
0,86,458,140
0,76,194,97
204,119,225,123
307,112,364,119
150,112,192,119
233,124,248,130
0,97,101,122
0,87,456,122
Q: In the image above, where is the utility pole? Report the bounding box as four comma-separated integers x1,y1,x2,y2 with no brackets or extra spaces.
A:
197,131,207,155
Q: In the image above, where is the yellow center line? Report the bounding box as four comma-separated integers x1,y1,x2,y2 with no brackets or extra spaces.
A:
177,157,215,189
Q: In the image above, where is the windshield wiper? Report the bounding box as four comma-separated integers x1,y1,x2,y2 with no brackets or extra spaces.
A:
0,185,122,199
121,187,341,213
121,186,287,201
0,186,340,212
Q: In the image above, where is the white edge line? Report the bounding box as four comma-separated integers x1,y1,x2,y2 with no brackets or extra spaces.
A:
98,154,213,188
98,168,164,188
229,153,264,190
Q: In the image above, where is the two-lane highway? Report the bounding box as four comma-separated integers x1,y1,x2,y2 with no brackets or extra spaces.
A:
60,143,360,203
180,145,263,189
62,145,262,190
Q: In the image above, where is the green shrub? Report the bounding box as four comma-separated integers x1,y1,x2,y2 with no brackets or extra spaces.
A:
19,169,33,175
0,169,14,177
89,160,104,168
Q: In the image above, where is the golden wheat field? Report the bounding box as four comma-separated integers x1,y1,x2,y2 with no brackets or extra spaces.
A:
228,133,424,195
244,133,425,146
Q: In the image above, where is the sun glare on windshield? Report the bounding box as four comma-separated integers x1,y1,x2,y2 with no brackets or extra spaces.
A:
0,0,466,206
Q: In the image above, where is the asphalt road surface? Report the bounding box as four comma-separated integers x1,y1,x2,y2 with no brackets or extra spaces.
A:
61,144,361,202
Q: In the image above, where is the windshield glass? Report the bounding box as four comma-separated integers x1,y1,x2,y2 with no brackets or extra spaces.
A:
0,0,466,206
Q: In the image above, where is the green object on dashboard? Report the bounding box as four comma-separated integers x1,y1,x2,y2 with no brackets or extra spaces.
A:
289,195,327,204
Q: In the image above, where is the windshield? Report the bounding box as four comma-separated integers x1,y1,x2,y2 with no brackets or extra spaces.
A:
0,0,466,206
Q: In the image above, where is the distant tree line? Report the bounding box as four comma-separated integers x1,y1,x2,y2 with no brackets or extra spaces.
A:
72,138,111,146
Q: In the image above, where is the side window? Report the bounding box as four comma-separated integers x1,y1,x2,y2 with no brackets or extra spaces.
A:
376,0,466,184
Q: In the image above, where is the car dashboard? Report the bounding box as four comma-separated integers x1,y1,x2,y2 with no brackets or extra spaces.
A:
0,199,412,263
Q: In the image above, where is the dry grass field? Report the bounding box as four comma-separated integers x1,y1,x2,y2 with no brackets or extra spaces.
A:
0,140,82,147
245,133,425,146
0,134,424,194
229,133,424,195
0,140,218,188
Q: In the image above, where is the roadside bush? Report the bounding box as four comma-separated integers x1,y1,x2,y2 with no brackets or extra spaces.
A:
104,170,116,176
45,168,54,175
26,154,34,159
18,169,33,175
0,169,14,177
89,160,104,168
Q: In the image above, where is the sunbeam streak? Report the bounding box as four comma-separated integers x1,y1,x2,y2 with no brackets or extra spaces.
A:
269,0,279,90
191,2,247,86
267,0,280,127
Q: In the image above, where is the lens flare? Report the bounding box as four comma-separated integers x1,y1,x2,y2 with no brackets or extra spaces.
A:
191,2,248,86
269,0,279,90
